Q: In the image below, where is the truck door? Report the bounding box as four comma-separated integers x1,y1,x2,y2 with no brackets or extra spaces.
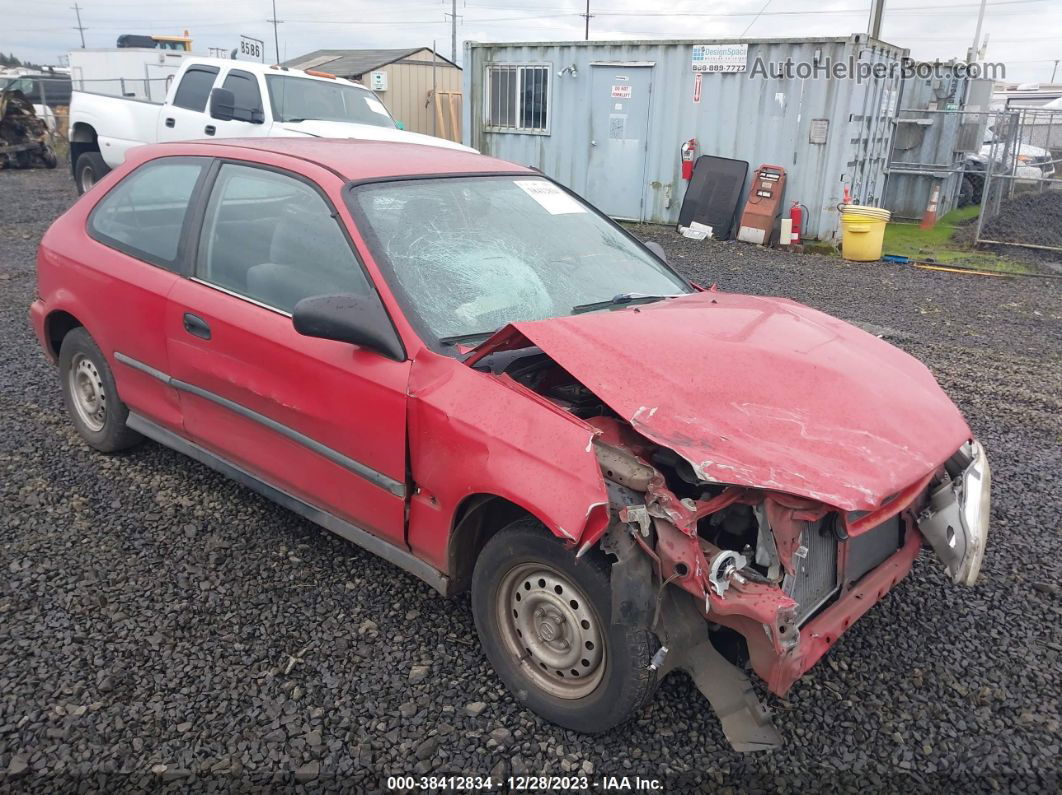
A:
157,65,219,143
206,68,268,139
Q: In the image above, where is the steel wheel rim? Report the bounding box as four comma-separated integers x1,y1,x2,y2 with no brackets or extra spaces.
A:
496,562,606,699
68,353,106,432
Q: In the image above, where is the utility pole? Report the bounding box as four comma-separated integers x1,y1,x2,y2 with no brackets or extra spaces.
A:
968,0,987,62
267,0,283,65
71,3,86,48
583,1,591,41
443,1,459,63
867,0,885,40
1052,60,1059,83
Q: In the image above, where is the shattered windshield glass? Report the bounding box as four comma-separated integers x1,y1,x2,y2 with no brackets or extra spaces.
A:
349,177,691,342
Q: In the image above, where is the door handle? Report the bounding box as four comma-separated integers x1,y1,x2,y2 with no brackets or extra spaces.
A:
204,125,216,136
183,313,211,340
165,117,175,128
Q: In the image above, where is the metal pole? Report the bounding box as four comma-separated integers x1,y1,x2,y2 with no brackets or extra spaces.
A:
432,40,437,138
1053,60,1059,83
452,0,457,63
71,3,86,48
269,0,282,64
968,0,987,62
584,1,591,40
867,0,885,39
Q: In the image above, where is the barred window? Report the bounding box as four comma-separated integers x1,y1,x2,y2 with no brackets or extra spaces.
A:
486,64,550,133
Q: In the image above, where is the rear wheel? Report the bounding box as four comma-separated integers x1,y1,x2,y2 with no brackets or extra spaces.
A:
75,151,109,195
58,328,142,452
471,518,655,733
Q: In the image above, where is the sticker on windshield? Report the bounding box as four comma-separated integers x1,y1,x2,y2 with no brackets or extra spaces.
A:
364,97,390,116
514,180,586,215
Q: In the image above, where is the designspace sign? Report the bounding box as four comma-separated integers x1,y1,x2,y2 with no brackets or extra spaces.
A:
691,44,748,73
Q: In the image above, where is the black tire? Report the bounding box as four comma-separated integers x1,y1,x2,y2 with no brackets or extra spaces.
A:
41,144,58,169
471,518,655,734
959,173,984,207
75,151,109,195
58,328,142,453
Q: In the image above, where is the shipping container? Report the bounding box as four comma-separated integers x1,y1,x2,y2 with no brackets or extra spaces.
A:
464,35,907,241
884,64,993,220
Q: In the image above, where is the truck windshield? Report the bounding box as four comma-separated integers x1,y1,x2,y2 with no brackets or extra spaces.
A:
265,75,396,128
348,176,692,344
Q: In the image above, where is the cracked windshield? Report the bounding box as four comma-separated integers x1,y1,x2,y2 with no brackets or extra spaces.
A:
350,177,691,341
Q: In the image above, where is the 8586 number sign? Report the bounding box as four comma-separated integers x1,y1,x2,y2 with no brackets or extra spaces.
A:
239,37,264,62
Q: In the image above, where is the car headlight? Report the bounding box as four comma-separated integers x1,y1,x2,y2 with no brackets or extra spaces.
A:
917,440,991,586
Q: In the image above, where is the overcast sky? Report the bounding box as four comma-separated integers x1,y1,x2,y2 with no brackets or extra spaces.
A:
2,0,1059,84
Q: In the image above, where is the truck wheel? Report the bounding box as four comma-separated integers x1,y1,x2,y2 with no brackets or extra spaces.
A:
58,328,142,453
75,151,109,195
471,518,655,734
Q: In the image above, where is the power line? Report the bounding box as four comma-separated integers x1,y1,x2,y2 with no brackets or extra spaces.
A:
741,0,775,37
70,2,86,48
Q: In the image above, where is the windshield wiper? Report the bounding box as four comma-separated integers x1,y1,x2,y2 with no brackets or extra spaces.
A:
438,329,498,347
571,293,677,315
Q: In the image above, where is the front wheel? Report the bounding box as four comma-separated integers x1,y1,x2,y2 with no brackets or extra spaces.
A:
471,518,655,734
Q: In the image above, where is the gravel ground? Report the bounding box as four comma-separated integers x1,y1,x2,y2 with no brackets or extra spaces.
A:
1,168,1060,792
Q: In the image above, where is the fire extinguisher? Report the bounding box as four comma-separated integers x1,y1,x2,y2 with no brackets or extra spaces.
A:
680,138,697,181
789,201,805,244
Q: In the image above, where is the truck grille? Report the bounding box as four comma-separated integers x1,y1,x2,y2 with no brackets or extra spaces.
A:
782,519,839,625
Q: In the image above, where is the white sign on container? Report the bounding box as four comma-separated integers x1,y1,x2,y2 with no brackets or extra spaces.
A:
691,44,748,73
370,71,388,91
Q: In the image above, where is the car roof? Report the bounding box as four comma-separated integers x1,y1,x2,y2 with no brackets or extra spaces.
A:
170,138,534,182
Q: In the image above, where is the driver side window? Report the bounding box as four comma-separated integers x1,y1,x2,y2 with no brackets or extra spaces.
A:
197,164,372,313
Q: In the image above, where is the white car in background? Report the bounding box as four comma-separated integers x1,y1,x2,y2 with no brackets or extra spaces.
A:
68,57,473,193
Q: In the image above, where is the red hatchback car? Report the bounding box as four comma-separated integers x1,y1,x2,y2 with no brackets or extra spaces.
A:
31,139,990,750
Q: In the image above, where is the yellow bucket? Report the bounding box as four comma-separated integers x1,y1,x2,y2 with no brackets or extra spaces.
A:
840,204,891,262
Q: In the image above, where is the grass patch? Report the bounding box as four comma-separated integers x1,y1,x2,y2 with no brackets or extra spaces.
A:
883,206,1032,274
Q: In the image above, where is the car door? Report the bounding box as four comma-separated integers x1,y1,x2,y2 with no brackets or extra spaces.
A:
83,156,211,430
164,160,409,544
157,65,219,142
207,67,267,139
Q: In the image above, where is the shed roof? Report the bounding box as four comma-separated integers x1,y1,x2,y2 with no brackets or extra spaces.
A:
283,48,460,76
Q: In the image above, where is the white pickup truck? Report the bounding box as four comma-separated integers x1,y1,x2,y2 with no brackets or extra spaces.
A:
68,57,472,193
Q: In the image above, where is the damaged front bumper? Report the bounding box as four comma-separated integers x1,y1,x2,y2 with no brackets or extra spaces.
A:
594,433,991,752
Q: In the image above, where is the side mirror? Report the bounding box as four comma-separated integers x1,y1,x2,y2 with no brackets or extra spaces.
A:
292,293,405,361
644,240,668,264
209,87,236,121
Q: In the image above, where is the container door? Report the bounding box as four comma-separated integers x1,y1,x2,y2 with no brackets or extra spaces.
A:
586,65,653,220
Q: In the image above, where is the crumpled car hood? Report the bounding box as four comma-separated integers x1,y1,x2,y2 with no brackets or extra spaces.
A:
468,291,971,512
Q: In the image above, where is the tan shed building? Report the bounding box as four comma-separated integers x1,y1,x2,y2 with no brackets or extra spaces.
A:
283,48,462,141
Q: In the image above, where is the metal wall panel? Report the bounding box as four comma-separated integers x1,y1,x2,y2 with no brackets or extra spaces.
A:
884,69,993,220
464,35,907,240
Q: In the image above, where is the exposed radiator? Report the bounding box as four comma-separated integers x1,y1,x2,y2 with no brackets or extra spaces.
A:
783,519,839,625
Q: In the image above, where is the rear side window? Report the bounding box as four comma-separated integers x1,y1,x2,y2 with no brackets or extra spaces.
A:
171,66,219,111
221,69,263,121
88,158,206,270
197,163,371,313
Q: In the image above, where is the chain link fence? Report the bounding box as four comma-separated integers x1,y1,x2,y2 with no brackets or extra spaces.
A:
974,107,1062,258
